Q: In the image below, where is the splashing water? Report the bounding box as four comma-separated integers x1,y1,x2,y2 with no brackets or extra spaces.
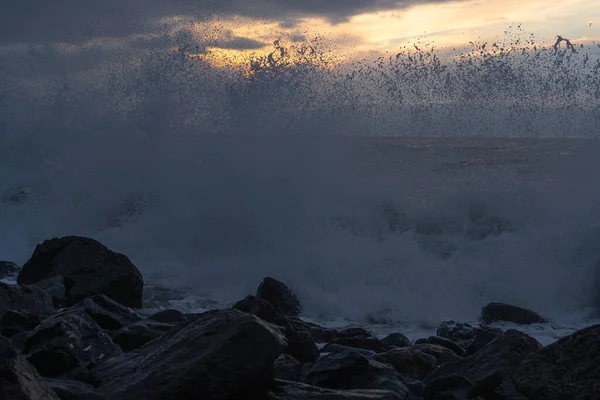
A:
1,25,600,334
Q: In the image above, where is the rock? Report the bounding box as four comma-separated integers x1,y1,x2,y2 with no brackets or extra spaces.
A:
481,302,547,325
304,350,410,399
31,276,67,308
9,331,30,352
0,281,54,317
465,326,502,355
147,309,186,324
285,317,337,343
17,236,144,308
374,347,438,380
327,336,390,353
71,295,141,331
338,327,373,339
44,378,105,400
381,333,411,348
0,334,61,399
111,319,174,351
515,323,600,400
285,329,319,363
268,379,403,400
412,343,463,365
257,277,302,317
233,294,286,324
418,336,465,357
424,374,474,400
0,261,19,279
322,344,377,358
92,308,286,400
24,310,122,378
274,354,303,381
0,309,52,337
424,330,542,399
436,321,477,342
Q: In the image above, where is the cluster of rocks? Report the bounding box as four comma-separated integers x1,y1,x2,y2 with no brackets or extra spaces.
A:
1,236,599,399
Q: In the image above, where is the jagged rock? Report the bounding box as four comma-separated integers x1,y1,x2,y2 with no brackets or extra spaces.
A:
381,333,411,348
285,329,319,363
268,379,403,400
481,302,547,325
327,336,389,353
31,276,67,308
515,323,600,400
424,330,542,399
0,309,53,337
424,374,474,400
436,321,477,342
257,277,302,317
147,309,186,324
44,378,105,400
415,336,465,357
233,294,286,324
92,308,286,400
322,344,377,357
274,354,303,381
0,334,61,399
71,295,141,330
465,326,502,355
285,317,337,343
24,310,122,377
0,281,54,317
17,236,144,308
304,350,410,399
0,261,19,279
412,343,463,365
374,347,438,380
111,319,174,351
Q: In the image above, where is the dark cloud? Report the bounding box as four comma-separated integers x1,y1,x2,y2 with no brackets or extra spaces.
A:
1,0,464,47
216,37,266,50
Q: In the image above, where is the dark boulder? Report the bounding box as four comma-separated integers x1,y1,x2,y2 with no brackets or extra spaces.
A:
481,302,547,325
0,261,19,279
515,323,600,400
0,334,61,399
411,343,463,365
374,347,438,380
322,344,377,358
285,329,319,363
0,309,53,338
111,319,175,351
338,327,373,339
0,281,54,317
327,336,389,353
416,336,465,357
465,326,502,355
268,379,403,400
92,308,286,400
44,378,105,400
274,354,303,382
233,294,286,324
17,236,144,308
147,309,186,324
424,330,542,399
381,332,411,348
257,277,302,317
24,310,122,377
71,294,141,331
31,276,67,308
424,374,474,400
304,350,410,399
285,317,337,343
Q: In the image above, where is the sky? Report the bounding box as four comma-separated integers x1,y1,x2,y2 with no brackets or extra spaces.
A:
2,0,599,68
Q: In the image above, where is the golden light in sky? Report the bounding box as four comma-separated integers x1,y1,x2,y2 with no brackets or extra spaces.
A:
190,0,600,69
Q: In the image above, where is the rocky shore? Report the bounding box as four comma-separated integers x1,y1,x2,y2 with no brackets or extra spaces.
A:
1,236,599,399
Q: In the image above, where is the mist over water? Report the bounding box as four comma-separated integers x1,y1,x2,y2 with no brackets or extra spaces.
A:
2,19,600,326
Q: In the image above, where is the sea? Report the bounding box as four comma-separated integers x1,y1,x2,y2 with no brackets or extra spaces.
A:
1,29,600,346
